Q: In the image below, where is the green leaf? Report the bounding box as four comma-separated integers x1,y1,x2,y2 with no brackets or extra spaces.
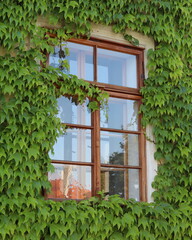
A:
3,85,14,94
69,1,79,8
28,145,40,158
121,213,134,227
126,226,139,239
110,232,124,240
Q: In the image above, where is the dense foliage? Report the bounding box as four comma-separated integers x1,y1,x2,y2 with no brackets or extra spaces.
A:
0,0,192,239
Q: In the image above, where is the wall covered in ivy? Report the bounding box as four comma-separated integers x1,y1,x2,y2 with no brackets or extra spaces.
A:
0,0,192,239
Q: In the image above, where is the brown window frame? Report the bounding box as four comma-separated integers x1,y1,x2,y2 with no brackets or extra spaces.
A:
48,37,147,201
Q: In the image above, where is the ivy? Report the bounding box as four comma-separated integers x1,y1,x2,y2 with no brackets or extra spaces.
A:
0,0,192,239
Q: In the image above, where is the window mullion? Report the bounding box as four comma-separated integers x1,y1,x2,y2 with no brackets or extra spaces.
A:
139,127,147,201
124,134,129,199
92,109,101,195
94,45,97,82
137,52,144,89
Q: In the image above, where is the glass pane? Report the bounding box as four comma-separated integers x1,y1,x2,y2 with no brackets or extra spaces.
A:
100,131,139,166
101,168,140,200
50,129,91,162
100,98,138,131
57,96,91,125
48,164,92,199
49,42,94,81
98,48,137,88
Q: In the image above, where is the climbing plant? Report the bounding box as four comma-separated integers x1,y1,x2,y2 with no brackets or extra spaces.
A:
0,0,192,239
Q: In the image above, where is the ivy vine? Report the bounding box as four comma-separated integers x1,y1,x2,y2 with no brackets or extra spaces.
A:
0,0,191,239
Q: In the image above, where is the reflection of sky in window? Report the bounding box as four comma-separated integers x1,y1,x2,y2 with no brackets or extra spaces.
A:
57,96,91,125
100,135,109,164
128,169,140,200
49,129,91,162
100,132,139,166
49,135,64,161
69,59,78,75
98,48,137,88
49,43,137,88
49,42,93,81
101,132,122,164
49,96,92,162
84,53,94,81
100,98,138,131
98,65,108,83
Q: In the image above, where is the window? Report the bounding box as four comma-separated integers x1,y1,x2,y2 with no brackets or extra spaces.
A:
48,38,146,201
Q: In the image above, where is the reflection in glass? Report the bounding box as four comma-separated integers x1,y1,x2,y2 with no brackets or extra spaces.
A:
57,96,91,125
49,42,94,81
50,129,91,162
100,132,139,166
100,97,138,131
101,168,140,200
48,164,92,199
98,48,137,88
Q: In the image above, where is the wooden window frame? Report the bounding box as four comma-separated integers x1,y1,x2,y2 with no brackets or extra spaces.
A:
48,37,147,201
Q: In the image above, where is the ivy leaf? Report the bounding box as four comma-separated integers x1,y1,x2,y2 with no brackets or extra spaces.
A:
28,145,40,158
3,85,14,94
138,217,148,230
126,226,139,239
0,148,6,158
50,224,63,238
110,232,124,240
124,14,135,23
18,68,29,77
132,205,143,217
12,152,22,165
69,1,79,8
121,213,134,227
140,230,155,240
